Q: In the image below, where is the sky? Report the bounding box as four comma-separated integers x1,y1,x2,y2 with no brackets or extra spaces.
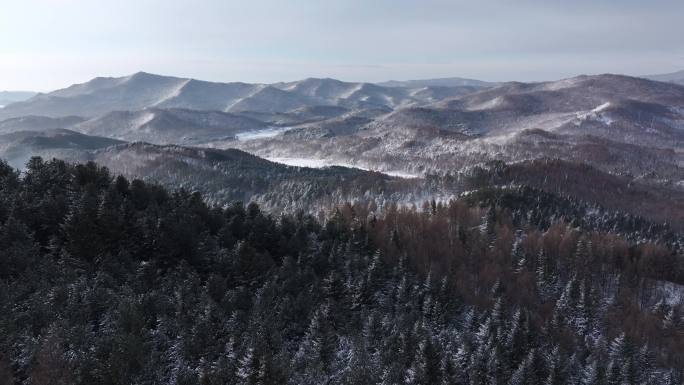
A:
1,0,684,91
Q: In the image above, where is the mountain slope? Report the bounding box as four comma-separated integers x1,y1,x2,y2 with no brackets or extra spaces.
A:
86,143,417,210
0,115,86,134
72,108,268,144
226,85,320,113
0,129,124,169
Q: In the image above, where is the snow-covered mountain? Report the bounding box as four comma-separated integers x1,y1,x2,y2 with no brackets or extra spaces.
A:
0,72,489,119
231,74,684,187
381,74,684,146
3,71,684,195
0,73,259,118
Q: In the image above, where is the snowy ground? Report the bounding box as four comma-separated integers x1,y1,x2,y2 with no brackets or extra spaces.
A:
236,127,293,141
266,156,421,179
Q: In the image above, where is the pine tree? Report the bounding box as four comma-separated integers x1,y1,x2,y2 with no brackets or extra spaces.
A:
211,338,238,384
0,354,12,385
405,339,429,385
0,214,38,278
662,370,681,385
608,333,627,361
503,308,530,376
544,347,563,385
552,277,578,329
580,359,599,385
61,188,102,261
453,345,470,385
486,343,503,385
236,346,257,385
469,335,494,385
290,305,337,385
574,283,590,336
480,205,497,248
535,248,557,300
573,238,592,267
511,231,526,274
635,344,654,384
605,360,621,385
662,308,678,331
508,350,534,385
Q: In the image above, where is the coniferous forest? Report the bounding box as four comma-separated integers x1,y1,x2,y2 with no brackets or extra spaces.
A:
1,157,683,384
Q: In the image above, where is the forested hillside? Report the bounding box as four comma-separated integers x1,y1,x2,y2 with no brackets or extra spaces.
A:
1,157,683,384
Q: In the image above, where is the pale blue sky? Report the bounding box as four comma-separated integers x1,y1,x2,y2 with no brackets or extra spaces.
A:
2,0,683,91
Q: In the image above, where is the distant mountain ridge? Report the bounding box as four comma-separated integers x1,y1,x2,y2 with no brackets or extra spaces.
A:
377,77,494,88
0,91,37,107
644,69,684,86
0,115,85,134
0,72,490,119
2,71,683,195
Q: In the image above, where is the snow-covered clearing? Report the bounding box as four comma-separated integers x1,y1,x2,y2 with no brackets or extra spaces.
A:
236,127,293,141
266,156,421,179
575,102,614,125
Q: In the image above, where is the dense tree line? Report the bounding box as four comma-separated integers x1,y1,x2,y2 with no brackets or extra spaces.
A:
460,185,684,253
88,144,417,212
463,159,684,232
0,157,683,384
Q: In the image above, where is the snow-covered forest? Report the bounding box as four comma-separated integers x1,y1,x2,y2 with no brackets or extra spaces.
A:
1,157,682,384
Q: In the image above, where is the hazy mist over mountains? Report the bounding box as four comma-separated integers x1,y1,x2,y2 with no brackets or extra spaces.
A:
0,91,36,107
645,69,684,85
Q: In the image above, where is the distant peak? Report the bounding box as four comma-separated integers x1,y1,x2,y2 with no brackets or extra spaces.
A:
129,71,154,77
125,71,179,82
127,71,155,80
300,77,347,84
